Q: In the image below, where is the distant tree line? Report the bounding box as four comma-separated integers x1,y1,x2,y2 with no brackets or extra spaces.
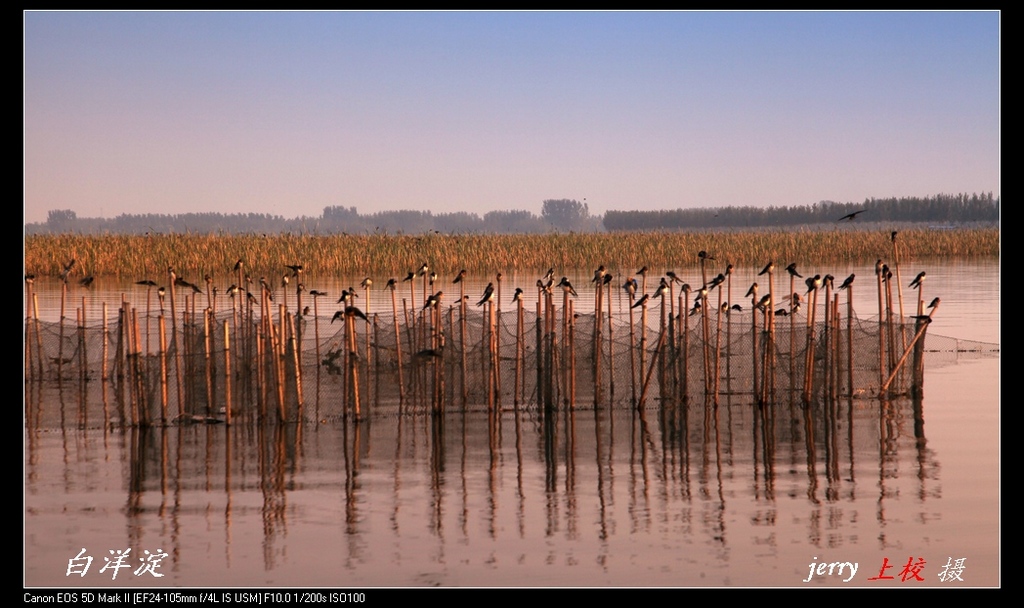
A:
603,192,999,231
25,193,997,235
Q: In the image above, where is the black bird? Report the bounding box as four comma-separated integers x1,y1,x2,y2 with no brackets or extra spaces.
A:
418,262,429,277
332,306,369,323
928,297,940,309
653,279,669,299
285,264,303,276
136,279,157,287
636,266,648,276
429,272,438,286
698,250,715,261
79,275,94,287
774,308,789,317
402,272,415,282
666,271,683,284
758,261,774,276
837,209,867,221
337,289,356,304
360,277,373,288
309,289,326,297
707,273,726,290
233,259,244,272
823,274,835,290
838,274,855,290
512,287,524,303
909,271,926,289
881,265,892,282
875,259,884,276
891,231,898,243
25,274,35,285
423,291,443,310
60,258,76,282
689,300,703,316
602,273,613,286
453,270,466,284
477,283,495,306
804,274,822,294
786,263,802,278
542,268,555,283
724,263,734,276
745,282,758,298
536,279,551,294
623,278,638,299
386,278,397,290
558,277,578,297
679,283,691,295
910,315,933,323
755,294,771,311
730,304,743,312
631,293,649,309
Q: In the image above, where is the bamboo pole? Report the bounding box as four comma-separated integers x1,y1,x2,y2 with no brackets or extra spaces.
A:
224,321,232,425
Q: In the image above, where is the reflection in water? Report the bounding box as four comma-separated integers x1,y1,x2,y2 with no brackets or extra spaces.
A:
26,372,952,586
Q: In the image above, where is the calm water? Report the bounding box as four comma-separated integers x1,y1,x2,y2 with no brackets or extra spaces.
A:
24,259,999,587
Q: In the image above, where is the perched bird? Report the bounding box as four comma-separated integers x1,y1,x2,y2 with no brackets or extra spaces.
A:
666,270,683,284
157,286,166,300
558,277,578,297
689,300,703,316
423,291,443,310
309,289,326,297
477,282,495,306
774,308,789,317
418,262,429,277
233,259,244,272
875,259,884,276
745,282,758,298
786,263,802,278
402,272,415,283
730,304,743,312
707,273,726,290
360,277,373,289
838,274,855,290
927,297,940,309
302,306,310,316
724,263,734,276
453,270,467,284
823,274,835,290
542,268,555,283
756,294,771,311
804,274,822,294
631,293,649,309
592,265,606,283
429,272,438,286
881,265,892,283
653,279,669,299
636,266,648,276
281,274,290,288
679,283,691,295
386,278,397,291
536,279,551,294
512,287,524,303
758,261,774,276
720,302,730,315
891,231,898,243
337,289,356,304
623,278,638,299
285,264,303,276
837,209,867,221
602,273,613,286
698,250,715,261
909,271,926,289
25,274,34,285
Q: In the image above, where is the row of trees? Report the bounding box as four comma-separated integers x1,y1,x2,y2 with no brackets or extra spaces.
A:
27,193,997,235
603,193,999,231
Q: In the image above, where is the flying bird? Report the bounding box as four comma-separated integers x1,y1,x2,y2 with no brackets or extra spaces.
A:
837,209,867,221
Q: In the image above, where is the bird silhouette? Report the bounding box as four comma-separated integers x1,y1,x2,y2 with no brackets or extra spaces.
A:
837,209,867,221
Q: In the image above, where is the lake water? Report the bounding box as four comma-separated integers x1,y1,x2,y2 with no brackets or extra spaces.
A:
24,259,999,587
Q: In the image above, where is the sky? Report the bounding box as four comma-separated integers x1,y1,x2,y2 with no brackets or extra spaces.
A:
23,11,1000,225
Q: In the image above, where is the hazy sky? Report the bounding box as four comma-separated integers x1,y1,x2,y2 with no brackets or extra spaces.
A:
24,11,1000,225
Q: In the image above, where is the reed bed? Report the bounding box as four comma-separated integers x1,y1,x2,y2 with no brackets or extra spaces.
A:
25,227,998,278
